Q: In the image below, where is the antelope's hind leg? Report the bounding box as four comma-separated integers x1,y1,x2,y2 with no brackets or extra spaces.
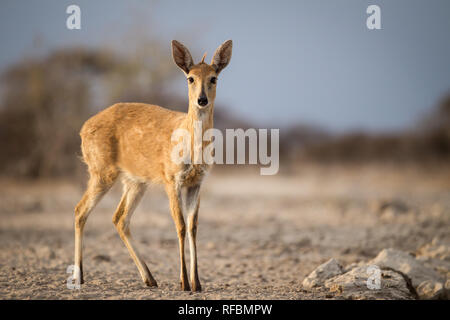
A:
113,176,157,287
74,171,117,284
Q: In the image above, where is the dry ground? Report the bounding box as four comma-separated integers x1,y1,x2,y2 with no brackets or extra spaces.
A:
0,164,449,299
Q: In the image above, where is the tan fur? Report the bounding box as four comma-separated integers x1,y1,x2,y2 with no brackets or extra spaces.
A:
73,40,232,292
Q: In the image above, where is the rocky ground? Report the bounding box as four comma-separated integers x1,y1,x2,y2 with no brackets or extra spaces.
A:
0,164,449,299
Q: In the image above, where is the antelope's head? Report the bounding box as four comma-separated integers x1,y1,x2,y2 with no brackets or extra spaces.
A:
172,40,232,110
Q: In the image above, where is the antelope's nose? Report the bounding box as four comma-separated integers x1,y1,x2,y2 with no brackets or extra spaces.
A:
198,96,208,106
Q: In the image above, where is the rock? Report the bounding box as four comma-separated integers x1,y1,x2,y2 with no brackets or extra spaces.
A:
416,280,445,300
445,279,450,299
370,248,444,288
415,255,450,278
303,246,449,299
302,258,343,289
93,254,111,262
372,199,409,214
295,237,312,248
343,261,366,273
371,199,411,222
372,199,409,215
324,265,415,300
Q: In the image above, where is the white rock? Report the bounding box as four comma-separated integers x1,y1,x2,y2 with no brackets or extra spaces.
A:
444,279,450,300
370,248,444,288
416,280,445,300
324,265,414,300
302,258,343,289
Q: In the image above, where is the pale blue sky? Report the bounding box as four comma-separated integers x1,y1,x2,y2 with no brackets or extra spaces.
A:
1,0,449,132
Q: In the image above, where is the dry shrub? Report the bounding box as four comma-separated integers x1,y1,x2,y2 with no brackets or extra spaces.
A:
0,43,178,179
0,43,246,179
293,94,450,165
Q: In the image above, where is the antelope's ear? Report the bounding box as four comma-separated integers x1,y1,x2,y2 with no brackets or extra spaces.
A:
211,40,232,74
172,40,194,74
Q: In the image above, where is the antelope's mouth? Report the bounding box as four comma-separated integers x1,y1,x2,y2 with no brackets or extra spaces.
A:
196,103,211,110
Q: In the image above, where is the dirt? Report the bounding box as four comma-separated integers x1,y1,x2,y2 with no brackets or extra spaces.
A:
0,164,449,299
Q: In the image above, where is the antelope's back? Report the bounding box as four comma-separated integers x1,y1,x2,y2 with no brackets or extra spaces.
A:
80,103,186,183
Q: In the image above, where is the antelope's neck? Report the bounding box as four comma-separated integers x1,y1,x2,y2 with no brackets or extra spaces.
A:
184,103,214,164
186,103,214,137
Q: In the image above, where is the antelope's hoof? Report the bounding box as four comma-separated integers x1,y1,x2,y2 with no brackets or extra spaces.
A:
72,274,84,285
144,278,158,287
191,283,202,292
181,282,191,291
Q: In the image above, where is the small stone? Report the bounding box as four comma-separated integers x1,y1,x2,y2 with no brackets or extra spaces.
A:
302,258,343,290
416,280,444,300
371,199,411,222
296,238,311,248
372,199,409,215
93,254,111,262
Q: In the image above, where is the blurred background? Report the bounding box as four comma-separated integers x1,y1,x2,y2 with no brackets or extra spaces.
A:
0,0,449,300
0,0,449,179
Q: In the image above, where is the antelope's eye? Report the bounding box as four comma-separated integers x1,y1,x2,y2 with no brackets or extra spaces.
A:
210,77,217,84
188,77,194,84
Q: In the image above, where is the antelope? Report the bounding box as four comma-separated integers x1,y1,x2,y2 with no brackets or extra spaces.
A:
73,40,232,292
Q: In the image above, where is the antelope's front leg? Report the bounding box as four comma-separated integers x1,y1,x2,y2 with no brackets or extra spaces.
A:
166,183,190,291
186,185,201,292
